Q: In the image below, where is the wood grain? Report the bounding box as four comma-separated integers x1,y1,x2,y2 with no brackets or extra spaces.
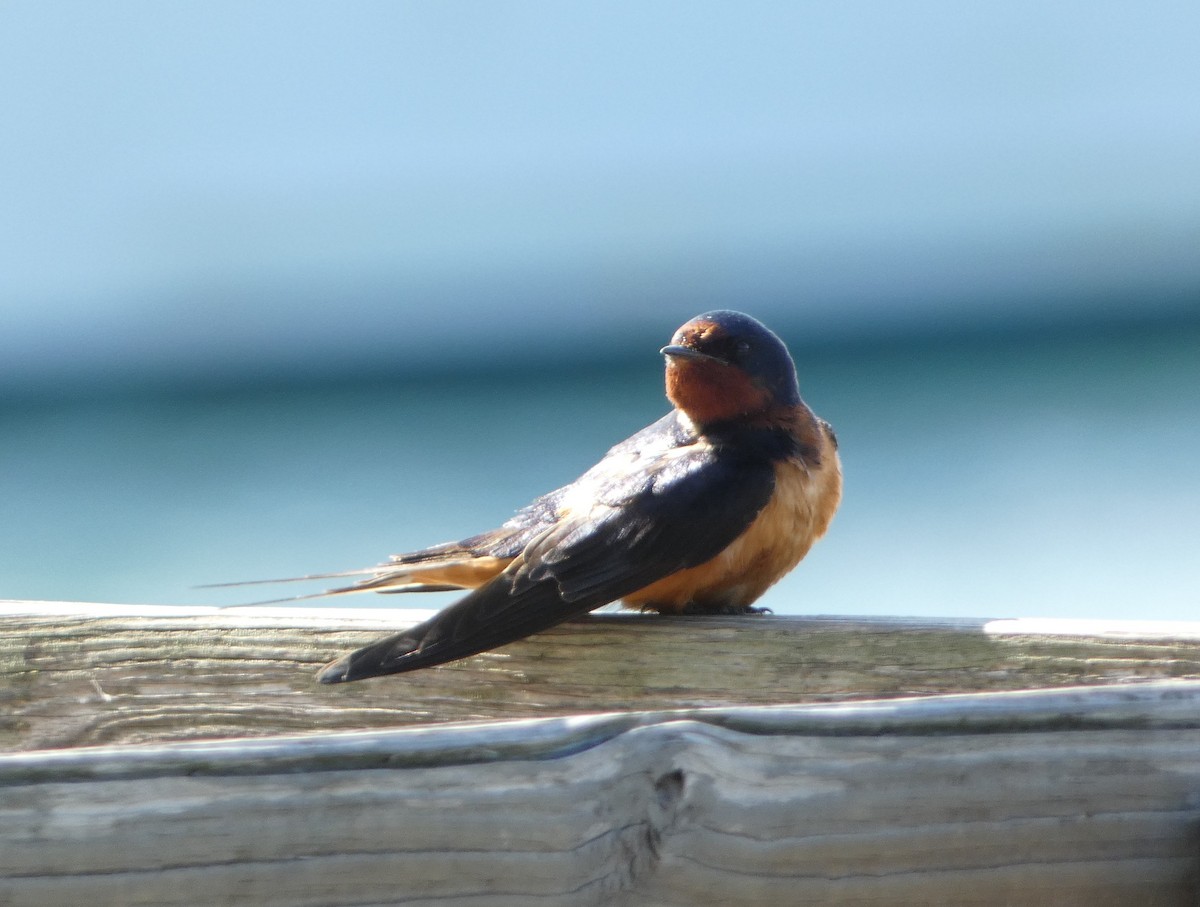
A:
4,603,1200,752
1,682,1198,906
3,604,1200,904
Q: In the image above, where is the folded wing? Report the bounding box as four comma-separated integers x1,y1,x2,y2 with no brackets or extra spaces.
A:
317,445,775,682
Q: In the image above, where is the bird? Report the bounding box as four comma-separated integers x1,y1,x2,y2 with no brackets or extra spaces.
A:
297,310,841,683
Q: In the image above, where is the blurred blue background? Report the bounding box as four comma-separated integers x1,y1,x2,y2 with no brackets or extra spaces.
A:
2,2,1197,620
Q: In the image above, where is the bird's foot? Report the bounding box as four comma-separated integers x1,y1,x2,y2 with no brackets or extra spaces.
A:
680,602,773,616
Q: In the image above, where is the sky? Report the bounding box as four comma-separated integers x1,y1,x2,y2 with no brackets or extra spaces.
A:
1,2,1198,393
0,3,1198,622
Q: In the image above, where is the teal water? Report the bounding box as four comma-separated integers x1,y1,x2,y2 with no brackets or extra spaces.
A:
2,322,1197,620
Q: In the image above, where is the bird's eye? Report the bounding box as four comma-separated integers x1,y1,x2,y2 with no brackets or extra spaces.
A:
735,339,751,357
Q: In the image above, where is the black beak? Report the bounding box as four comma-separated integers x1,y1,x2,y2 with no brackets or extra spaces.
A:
660,344,726,364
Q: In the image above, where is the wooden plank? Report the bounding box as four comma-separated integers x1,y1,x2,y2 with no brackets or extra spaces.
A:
1,682,1199,906
3,603,1200,904
4,601,1200,752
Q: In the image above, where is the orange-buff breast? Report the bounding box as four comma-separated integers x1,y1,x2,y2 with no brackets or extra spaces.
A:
623,436,842,614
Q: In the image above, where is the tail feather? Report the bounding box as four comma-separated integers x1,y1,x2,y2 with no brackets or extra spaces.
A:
204,550,514,602
198,567,385,589
217,581,468,609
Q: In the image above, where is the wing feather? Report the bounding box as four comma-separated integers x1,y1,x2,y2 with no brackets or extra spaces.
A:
318,443,775,682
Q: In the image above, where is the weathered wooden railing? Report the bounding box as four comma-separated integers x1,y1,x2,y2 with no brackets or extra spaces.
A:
2,601,1199,905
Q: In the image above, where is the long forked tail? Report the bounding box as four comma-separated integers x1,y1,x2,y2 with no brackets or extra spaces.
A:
201,544,515,606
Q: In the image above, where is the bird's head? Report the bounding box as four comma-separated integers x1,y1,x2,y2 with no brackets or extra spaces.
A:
661,310,801,427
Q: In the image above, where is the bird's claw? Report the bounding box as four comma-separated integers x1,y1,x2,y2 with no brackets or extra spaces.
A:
679,602,773,616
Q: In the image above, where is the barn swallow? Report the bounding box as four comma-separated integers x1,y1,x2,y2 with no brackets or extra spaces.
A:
307,310,841,683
